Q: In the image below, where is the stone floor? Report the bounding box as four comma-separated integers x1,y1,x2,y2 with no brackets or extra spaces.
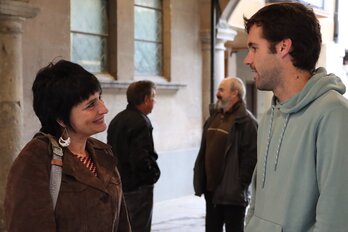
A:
152,195,205,232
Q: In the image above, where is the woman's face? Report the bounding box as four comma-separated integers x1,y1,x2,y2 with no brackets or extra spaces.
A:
69,91,108,138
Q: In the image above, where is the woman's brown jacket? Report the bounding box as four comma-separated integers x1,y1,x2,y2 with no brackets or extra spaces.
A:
5,134,131,232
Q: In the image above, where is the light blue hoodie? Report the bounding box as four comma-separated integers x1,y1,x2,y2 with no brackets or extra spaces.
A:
245,67,348,232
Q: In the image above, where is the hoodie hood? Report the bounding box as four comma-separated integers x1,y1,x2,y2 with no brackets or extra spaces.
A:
273,67,346,113
261,67,346,188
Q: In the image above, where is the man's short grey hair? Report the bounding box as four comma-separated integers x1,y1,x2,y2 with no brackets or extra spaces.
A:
227,76,246,100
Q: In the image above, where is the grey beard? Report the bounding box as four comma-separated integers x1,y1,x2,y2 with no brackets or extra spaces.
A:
216,100,224,110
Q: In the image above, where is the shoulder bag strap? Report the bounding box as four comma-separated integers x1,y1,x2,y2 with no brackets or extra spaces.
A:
46,134,64,210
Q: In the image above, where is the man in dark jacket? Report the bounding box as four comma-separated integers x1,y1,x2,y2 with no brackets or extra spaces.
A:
193,77,257,232
107,80,160,232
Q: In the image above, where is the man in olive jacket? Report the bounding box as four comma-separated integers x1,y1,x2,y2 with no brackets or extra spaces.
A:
193,77,257,232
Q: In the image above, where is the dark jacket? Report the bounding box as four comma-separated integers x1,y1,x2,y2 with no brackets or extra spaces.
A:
107,104,160,192
5,135,131,232
193,101,257,206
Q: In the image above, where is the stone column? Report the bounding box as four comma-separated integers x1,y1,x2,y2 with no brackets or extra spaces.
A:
0,1,39,230
200,29,211,121
214,23,237,95
214,38,225,93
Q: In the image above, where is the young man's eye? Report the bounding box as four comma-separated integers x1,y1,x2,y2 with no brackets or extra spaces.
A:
247,45,257,52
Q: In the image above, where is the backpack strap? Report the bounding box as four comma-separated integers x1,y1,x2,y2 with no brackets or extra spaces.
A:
47,134,64,209
35,132,64,210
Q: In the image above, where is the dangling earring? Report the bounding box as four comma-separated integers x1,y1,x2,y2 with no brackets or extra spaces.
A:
59,128,71,147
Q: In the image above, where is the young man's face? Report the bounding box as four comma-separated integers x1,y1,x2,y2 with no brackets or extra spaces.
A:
244,25,283,92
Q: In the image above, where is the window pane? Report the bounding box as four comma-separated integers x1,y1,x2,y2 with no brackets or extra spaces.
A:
70,0,108,74
135,41,162,75
134,0,163,76
135,0,161,9
71,0,108,34
135,6,162,41
71,33,107,73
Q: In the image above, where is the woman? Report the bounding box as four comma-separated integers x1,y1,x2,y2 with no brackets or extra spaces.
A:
4,60,131,232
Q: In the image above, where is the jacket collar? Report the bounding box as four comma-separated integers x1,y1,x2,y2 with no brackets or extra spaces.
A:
126,103,144,115
62,138,118,194
213,100,250,123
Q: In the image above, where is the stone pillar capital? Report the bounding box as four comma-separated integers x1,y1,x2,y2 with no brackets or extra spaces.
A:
215,39,226,51
199,29,211,51
0,0,39,18
199,29,211,44
216,19,237,43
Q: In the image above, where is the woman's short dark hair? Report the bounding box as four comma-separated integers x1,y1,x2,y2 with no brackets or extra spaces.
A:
32,59,102,138
126,80,156,106
244,2,322,72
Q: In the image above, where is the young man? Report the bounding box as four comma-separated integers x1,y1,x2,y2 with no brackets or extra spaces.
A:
107,80,160,232
244,3,348,231
194,77,257,232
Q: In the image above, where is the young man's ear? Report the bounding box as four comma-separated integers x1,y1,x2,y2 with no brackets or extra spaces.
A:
279,38,292,55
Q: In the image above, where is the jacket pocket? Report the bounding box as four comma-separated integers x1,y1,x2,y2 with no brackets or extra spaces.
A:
137,157,161,185
245,215,282,232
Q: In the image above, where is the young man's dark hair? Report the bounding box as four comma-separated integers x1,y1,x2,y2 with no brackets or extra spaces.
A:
244,2,321,72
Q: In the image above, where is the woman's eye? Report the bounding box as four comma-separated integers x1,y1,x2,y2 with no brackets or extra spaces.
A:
86,101,96,109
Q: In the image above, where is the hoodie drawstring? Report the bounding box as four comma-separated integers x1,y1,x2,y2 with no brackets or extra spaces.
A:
261,106,290,188
274,114,290,171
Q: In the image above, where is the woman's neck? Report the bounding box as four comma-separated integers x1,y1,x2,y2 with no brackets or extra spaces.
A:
67,135,88,157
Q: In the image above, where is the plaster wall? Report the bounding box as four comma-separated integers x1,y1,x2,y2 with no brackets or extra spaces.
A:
20,0,203,202
22,0,70,144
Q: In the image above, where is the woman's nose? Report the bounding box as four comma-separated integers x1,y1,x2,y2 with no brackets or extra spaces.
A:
99,100,109,114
